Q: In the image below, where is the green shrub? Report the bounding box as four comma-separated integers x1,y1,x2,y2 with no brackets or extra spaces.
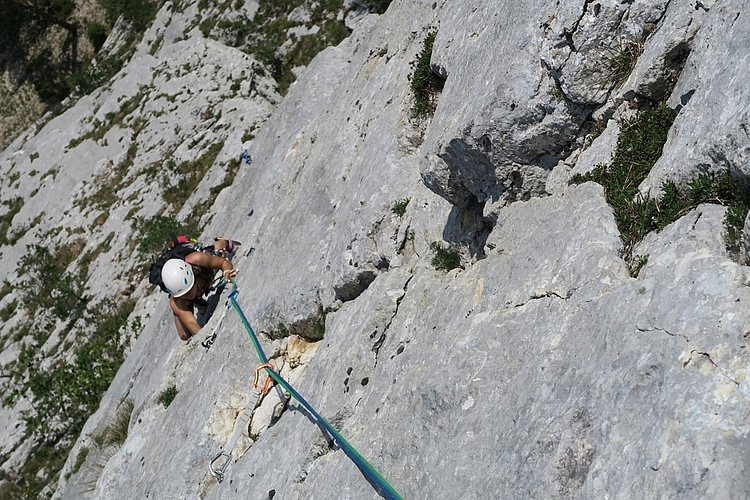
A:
430,241,461,272
86,22,108,52
17,243,87,327
392,198,410,217
10,298,137,437
134,215,196,255
410,31,445,118
0,197,24,245
101,0,157,31
157,385,178,407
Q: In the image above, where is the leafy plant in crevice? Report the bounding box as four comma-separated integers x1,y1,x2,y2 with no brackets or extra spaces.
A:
430,241,462,272
392,198,410,218
571,105,750,268
312,305,326,339
410,31,445,118
630,254,648,278
270,322,290,340
157,385,178,408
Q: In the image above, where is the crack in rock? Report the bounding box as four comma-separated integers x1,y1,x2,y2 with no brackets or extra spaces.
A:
373,274,414,368
636,324,677,337
514,289,572,308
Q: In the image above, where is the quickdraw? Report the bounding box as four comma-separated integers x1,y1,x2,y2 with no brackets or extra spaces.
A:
208,363,275,482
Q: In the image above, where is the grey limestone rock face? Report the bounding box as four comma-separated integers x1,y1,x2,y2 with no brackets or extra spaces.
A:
0,0,748,498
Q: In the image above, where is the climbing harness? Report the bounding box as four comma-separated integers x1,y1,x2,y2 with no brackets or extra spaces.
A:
222,280,404,500
209,363,275,482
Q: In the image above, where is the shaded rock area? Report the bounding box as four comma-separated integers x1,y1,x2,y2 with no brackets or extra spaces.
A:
0,0,748,499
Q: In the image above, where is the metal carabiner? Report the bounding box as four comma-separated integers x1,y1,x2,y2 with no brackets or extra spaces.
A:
209,451,231,482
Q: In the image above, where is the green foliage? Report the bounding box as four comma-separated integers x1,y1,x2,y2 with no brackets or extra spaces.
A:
13,298,136,437
392,198,410,218
71,446,90,476
134,215,197,255
86,22,108,52
100,0,158,31
68,53,125,96
0,441,69,500
0,197,25,245
570,106,676,254
571,105,750,264
312,306,326,339
430,241,461,272
1,294,137,498
213,0,351,95
410,31,445,118
270,322,290,340
17,242,87,327
630,254,648,277
0,299,18,322
161,141,225,212
362,0,392,14
157,385,178,407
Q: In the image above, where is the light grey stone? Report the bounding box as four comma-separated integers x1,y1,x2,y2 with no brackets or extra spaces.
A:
640,0,750,196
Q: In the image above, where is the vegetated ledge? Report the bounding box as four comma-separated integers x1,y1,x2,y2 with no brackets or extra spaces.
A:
570,104,750,274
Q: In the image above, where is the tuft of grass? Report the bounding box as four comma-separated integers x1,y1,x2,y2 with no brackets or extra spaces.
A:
392,198,410,217
70,446,89,476
410,31,445,118
430,241,462,272
157,385,178,408
101,399,135,447
630,254,648,278
604,40,643,88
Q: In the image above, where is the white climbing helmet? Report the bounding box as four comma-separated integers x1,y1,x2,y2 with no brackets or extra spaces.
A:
162,259,195,297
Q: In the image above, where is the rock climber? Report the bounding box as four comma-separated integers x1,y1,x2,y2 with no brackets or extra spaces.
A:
160,237,239,341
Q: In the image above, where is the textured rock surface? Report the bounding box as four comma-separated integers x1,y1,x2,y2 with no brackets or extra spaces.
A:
0,0,749,499
641,0,750,195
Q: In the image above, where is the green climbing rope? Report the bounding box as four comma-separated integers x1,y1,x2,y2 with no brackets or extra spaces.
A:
227,280,403,500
